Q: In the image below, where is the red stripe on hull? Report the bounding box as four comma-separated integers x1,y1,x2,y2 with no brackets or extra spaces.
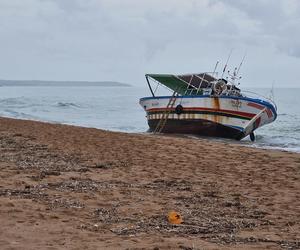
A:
148,107,256,119
266,109,273,118
247,102,264,110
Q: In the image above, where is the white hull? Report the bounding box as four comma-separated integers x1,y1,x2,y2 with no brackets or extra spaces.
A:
140,95,277,139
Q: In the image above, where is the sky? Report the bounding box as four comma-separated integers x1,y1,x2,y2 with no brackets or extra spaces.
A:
0,0,300,87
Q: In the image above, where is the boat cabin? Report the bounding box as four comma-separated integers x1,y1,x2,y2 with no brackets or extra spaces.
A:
146,73,242,97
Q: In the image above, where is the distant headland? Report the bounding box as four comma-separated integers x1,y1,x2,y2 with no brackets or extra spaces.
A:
0,79,131,87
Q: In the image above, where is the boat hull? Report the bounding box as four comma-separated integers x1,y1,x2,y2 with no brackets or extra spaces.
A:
148,118,245,140
140,95,277,140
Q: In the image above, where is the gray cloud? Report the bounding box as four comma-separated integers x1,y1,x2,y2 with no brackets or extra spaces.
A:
222,0,300,58
0,0,299,86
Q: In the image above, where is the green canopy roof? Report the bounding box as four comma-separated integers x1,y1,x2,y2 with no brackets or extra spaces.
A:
146,74,195,95
146,73,216,96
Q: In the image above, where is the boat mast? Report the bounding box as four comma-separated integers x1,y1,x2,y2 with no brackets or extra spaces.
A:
221,49,233,79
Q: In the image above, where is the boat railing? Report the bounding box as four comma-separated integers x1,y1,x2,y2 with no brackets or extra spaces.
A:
241,90,277,111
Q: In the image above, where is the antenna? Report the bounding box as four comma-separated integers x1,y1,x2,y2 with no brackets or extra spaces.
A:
221,49,233,79
212,61,219,77
237,52,247,75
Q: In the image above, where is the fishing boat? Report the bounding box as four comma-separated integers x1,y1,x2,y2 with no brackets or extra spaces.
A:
139,63,277,141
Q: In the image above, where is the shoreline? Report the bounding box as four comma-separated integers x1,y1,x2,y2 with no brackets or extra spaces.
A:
163,133,300,154
1,114,299,155
0,117,299,249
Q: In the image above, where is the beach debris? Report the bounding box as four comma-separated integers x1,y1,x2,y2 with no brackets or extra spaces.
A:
49,198,85,209
91,162,115,169
1,130,298,249
0,134,85,172
88,160,130,170
168,211,183,225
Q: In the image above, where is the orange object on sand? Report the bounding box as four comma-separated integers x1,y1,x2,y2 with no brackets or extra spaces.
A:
168,211,183,224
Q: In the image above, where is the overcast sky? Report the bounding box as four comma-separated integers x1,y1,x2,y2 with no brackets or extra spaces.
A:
0,0,300,87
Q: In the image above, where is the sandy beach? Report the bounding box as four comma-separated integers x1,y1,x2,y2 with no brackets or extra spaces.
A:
0,117,299,249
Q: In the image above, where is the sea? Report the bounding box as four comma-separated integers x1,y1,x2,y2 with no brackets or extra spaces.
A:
0,84,299,153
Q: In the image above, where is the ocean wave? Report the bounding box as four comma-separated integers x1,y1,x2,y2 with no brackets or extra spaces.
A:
251,144,300,153
1,109,41,120
0,97,46,110
55,102,81,108
292,127,300,133
112,125,140,132
0,97,28,107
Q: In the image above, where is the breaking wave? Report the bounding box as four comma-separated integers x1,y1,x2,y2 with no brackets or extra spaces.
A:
55,102,81,108
1,109,43,121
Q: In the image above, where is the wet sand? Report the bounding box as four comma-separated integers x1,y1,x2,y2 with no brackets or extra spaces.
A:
0,117,299,249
